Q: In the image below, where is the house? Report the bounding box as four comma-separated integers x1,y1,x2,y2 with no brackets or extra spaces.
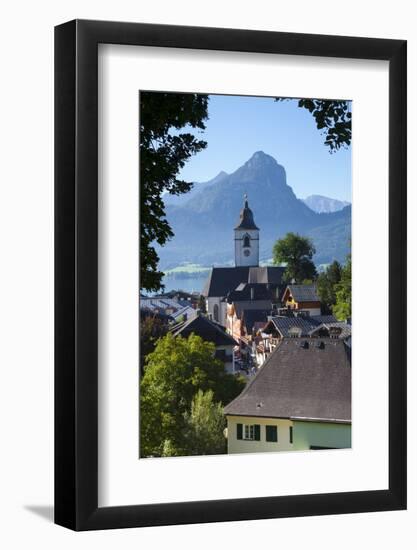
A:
139,296,197,323
281,284,322,316
224,337,351,453
202,196,285,326
255,313,340,366
170,313,238,374
169,305,197,323
159,289,200,309
224,282,287,372
227,305,271,341
203,266,284,326
226,293,274,340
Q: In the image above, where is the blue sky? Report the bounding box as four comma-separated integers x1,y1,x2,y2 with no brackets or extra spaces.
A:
178,94,352,202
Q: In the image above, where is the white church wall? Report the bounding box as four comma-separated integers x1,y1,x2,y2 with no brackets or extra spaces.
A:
207,297,225,325
234,228,259,267
220,301,228,327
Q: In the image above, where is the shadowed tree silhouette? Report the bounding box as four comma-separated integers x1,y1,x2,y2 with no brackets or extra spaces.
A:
140,92,209,291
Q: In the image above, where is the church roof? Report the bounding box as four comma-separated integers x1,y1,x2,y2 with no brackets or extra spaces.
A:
203,266,286,297
248,266,284,284
202,267,251,297
234,196,259,230
226,283,279,303
224,337,351,422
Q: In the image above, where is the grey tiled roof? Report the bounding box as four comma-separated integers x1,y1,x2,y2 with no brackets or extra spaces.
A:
140,296,189,311
309,322,352,340
285,284,319,302
265,315,338,337
224,337,351,422
170,314,237,347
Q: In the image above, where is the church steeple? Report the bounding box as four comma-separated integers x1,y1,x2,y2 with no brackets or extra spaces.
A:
234,194,259,231
234,195,260,267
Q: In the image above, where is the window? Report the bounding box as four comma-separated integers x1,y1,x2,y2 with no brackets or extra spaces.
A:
289,426,293,444
244,425,254,440
266,425,278,442
213,304,219,322
243,234,250,248
237,423,261,441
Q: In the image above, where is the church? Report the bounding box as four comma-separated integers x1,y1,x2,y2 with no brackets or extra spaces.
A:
202,195,285,326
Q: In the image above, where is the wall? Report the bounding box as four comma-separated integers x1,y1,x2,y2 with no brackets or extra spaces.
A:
0,1,415,549
226,306,242,340
207,296,229,327
234,229,259,267
293,421,351,450
207,296,222,323
227,415,294,453
214,344,234,374
227,416,351,453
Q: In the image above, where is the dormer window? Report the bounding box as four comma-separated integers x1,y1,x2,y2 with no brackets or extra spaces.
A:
243,235,251,248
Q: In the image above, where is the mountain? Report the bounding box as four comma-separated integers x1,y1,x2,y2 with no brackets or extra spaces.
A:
303,194,350,214
163,171,229,206
158,151,351,269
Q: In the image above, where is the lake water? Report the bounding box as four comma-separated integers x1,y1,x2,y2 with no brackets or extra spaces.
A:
161,275,206,294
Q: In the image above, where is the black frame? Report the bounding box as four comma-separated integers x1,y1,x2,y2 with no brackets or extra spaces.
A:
55,19,407,531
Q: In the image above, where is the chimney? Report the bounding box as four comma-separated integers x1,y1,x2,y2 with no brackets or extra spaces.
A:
250,287,255,301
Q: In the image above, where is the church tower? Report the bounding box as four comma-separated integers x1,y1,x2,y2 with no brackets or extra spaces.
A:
234,194,260,267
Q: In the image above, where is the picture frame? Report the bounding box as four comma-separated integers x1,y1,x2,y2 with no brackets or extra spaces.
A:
55,19,407,531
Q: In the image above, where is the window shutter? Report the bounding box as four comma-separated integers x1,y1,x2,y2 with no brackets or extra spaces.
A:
237,423,243,440
254,424,261,441
266,425,277,442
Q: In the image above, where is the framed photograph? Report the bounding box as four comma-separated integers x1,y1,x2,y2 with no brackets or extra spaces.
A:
55,20,406,530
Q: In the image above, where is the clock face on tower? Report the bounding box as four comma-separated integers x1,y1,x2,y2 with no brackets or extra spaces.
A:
244,249,250,257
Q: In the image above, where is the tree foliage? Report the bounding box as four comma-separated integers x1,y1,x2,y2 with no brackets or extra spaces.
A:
162,390,226,457
317,260,342,313
140,92,209,291
333,254,352,321
272,232,317,283
140,333,245,457
276,98,352,152
139,314,169,375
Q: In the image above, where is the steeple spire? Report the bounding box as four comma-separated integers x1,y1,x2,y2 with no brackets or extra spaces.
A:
234,194,259,230
234,194,260,267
